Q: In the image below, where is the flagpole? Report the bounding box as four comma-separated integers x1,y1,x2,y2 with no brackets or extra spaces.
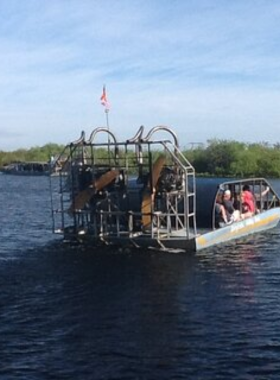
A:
105,110,111,162
105,108,110,135
100,84,111,161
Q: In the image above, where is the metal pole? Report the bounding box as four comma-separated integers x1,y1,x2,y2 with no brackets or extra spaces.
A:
105,102,111,164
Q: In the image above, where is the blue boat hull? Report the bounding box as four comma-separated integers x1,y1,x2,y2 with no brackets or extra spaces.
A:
196,208,280,251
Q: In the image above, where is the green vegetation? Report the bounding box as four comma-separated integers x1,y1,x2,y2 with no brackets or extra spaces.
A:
184,139,280,178
0,143,64,168
2,139,280,178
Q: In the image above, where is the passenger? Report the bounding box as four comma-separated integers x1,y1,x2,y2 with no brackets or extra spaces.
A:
261,186,270,197
258,185,270,211
241,185,255,219
233,192,241,210
215,192,228,227
242,185,255,211
240,196,253,219
222,189,241,222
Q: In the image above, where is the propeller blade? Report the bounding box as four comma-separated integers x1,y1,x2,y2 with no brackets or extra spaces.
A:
141,155,165,228
69,187,94,213
69,169,119,212
94,169,119,192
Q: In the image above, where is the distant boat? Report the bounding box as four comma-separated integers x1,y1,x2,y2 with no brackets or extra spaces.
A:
2,161,50,176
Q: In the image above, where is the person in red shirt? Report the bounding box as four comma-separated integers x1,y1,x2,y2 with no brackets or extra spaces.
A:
241,185,255,219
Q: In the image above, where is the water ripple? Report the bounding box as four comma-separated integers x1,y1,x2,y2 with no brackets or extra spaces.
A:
1,176,280,378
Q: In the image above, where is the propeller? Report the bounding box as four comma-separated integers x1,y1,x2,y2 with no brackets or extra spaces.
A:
69,169,119,213
141,155,165,229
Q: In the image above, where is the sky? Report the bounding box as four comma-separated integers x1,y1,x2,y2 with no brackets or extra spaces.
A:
1,0,280,150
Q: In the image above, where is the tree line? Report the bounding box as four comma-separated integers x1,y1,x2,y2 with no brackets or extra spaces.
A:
1,139,280,178
0,143,64,168
184,140,280,177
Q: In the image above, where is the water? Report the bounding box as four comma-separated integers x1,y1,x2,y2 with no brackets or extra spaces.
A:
1,175,280,379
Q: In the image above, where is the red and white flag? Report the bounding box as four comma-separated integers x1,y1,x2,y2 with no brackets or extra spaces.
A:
100,85,110,111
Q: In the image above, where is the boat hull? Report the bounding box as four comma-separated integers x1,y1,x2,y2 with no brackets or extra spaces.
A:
62,208,280,253
196,208,280,251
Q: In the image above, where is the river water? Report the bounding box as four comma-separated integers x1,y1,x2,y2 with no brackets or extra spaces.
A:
1,175,280,379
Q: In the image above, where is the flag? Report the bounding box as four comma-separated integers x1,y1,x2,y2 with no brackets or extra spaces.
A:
100,85,110,111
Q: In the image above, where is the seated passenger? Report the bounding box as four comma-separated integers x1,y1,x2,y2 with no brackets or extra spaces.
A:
215,203,228,227
242,185,255,211
240,185,255,219
215,193,228,227
222,189,241,223
257,185,270,211
233,192,241,210
261,186,270,197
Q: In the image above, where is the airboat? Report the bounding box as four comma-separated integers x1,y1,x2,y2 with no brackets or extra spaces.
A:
50,126,280,252
2,161,50,176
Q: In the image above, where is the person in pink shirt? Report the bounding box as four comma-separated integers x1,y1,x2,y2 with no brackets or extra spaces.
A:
241,185,255,219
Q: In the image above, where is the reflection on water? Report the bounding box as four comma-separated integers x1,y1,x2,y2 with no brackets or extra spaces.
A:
1,175,280,378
